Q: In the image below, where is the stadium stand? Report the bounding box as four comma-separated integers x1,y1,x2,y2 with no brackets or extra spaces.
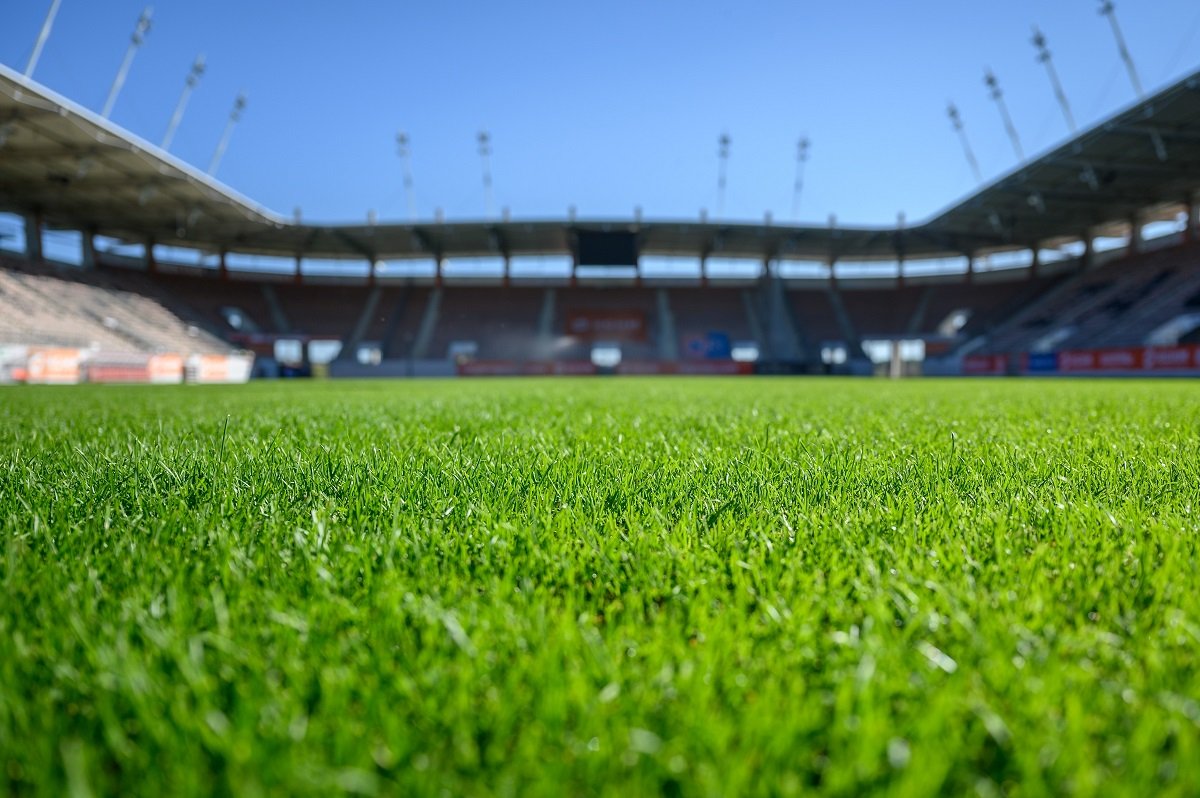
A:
977,242,1200,354
426,287,546,361
670,287,756,349
552,287,663,362
142,270,278,336
5,237,1200,379
787,288,846,346
0,253,228,353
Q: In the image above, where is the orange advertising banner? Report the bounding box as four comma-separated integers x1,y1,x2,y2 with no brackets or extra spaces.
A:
26,348,83,384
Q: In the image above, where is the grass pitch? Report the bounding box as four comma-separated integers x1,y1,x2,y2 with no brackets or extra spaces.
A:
2,377,1200,796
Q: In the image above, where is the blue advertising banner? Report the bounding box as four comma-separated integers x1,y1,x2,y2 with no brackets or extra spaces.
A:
1026,352,1059,373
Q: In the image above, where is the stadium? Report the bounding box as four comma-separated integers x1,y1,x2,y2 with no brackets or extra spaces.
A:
3,2,1200,796
3,37,1200,381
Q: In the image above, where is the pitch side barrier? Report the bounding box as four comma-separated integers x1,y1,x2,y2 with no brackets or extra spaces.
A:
963,345,1200,377
0,347,254,385
456,360,756,377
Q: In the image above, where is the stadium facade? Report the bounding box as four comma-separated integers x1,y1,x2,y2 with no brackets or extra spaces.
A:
2,61,1200,382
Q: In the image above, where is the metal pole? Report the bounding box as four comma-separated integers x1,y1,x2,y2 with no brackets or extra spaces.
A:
478,130,494,219
984,69,1025,162
1098,1,1143,98
791,137,810,220
396,131,416,222
25,0,62,78
161,54,205,151
207,93,246,177
102,7,152,119
717,133,730,218
1032,27,1077,133
946,103,984,184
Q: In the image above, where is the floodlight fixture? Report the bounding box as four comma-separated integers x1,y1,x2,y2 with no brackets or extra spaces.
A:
478,130,495,219
1098,1,1144,98
946,102,984,184
161,54,206,151
792,136,810,220
716,133,731,218
984,69,1025,162
102,7,153,119
1031,26,1077,133
207,92,247,177
396,131,416,222
24,0,62,78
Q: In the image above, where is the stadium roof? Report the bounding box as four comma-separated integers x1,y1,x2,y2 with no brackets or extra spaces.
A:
2,60,1199,263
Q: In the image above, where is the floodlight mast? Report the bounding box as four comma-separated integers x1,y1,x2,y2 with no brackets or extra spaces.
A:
396,131,416,222
716,133,730,218
24,0,62,78
1098,1,1143,98
1032,27,1077,133
984,69,1025,162
161,55,205,151
102,7,153,119
478,130,494,219
946,102,984,184
791,137,810,220
207,93,246,177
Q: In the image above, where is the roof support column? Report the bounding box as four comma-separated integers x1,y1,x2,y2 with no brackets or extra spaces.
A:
144,238,156,274
896,212,906,289
1081,232,1094,271
965,252,975,285
699,252,709,288
219,248,228,281
1185,195,1198,243
1128,214,1143,255
81,227,97,270
368,257,377,288
24,211,43,262
294,253,302,285
502,254,511,289
1029,244,1040,281
435,254,443,288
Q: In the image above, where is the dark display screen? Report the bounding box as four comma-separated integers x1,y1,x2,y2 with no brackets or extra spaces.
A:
576,231,639,266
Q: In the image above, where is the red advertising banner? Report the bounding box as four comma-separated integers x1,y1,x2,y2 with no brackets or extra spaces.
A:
86,361,151,383
553,361,599,376
1057,350,1096,372
677,361,754,375
962,354,1007,375
564,310,646,341
615,360,664,375
1045,345,1200,374
1142,345,1199,371
1060,347,1142,372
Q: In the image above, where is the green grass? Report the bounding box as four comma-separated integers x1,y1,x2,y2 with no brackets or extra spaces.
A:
2,377,1200,797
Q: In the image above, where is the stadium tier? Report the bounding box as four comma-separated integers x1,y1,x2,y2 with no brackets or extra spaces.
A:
3,237,1200,381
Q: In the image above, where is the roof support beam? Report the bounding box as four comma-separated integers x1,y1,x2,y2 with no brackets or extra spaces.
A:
331,228,376,261
1052,157,1200,176
1111,124,1200,144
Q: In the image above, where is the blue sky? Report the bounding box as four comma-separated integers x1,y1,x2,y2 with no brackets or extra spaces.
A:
4,1,1200,226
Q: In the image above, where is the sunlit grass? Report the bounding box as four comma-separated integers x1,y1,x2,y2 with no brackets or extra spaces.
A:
2,377,1199,796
